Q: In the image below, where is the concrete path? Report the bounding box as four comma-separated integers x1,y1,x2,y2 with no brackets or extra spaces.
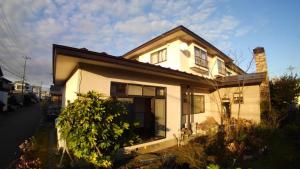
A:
0,104,42,168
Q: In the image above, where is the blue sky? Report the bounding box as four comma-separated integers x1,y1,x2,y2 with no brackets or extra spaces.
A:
0,0,299,85
225,0,300,77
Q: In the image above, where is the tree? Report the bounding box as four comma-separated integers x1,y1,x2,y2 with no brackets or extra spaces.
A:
270,72,300,109
56,91,139,168
269,71,300,126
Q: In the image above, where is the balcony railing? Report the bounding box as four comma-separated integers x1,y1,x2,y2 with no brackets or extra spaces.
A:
195,57,208,68
218,65,226,75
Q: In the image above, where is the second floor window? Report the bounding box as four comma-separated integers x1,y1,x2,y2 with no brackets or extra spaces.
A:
217,59,226,75
194,47,208,68
150,48,167,64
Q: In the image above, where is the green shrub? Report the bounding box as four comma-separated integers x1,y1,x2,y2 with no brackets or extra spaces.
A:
56,91,139,168
207,164,220,169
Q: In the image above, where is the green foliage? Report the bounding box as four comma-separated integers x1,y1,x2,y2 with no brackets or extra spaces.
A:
268,72,300,127
207,164,220,169
270,72,300,110
56,91,138,168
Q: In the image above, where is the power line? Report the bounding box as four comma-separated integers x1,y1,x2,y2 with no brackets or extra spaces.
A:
0,15,25,70
0,6,27,54
0,57,23,77
0,41,24,72
0,64,22,79
0,6,30,70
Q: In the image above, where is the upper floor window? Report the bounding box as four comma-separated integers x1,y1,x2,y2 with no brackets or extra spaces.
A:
227,71,232,76
194,47,208,68
150,48,167,64
217,59,226,75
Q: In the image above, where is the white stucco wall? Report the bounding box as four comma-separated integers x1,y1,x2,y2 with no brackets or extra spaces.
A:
137,39,239,79
63,69,80,107
210,85,261,123
64,66,182,147
138,40,182,71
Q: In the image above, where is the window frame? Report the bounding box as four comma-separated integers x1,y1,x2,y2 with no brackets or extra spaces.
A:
217,59,226,75
192,94,205,114
150,48,167,64
233,92,244,104
110,82,166,98
194,46,208,68
110,81,167,141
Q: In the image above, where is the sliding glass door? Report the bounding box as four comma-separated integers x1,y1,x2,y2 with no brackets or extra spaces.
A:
111,82,166,142
155,99,166,138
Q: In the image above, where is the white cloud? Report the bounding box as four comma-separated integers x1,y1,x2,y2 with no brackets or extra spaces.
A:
0,0,254,85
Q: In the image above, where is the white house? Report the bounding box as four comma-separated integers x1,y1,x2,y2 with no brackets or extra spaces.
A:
53,26,270,151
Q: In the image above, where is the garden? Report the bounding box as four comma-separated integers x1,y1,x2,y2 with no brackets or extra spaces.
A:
8,72,300,169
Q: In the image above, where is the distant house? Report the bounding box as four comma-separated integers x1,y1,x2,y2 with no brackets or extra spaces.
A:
53,26,270,151
32,85,42,99
13,81,32,93
0,66,12,111
50,85,62,104
41,90,50,100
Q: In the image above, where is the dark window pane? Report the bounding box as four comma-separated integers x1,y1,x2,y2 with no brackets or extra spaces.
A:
111,83,126,96
156,88,166,96
194,47,200,57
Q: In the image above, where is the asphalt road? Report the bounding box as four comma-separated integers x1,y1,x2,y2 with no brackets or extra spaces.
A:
0,104,42,168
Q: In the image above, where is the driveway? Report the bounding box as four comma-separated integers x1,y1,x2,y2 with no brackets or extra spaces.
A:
0,104,42,168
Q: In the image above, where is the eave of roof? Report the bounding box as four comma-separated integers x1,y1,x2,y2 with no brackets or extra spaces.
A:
123,25,233,62
218,72,266,87
52,44,214,86
0,77,12,83
122,25,246,74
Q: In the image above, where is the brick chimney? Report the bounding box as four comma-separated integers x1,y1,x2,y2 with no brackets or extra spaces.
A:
253,47,271,113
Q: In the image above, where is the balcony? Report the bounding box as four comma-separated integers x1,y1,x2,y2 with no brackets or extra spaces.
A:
195,57,208,68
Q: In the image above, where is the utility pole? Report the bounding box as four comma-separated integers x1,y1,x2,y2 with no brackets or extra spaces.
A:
40,81,43,100
21,56,31,95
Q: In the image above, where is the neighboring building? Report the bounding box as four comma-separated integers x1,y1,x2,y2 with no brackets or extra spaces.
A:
13,81,32,93
0,66,12,111
41,90,50,100
32,85,42,99
50,85,62,104
53,26,270,151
